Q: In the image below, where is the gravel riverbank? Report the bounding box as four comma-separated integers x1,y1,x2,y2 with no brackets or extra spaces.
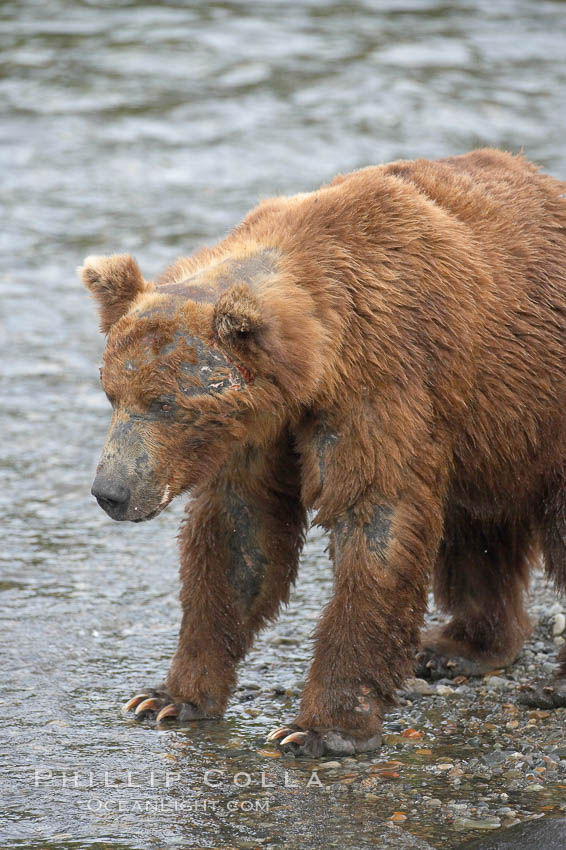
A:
230,564,566,848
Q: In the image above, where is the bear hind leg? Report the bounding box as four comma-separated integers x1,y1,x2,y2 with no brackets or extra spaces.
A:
518,489,566,708
416,510,533,679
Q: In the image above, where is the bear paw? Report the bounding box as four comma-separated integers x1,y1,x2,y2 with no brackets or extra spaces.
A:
517,677,566,709
414,647,487,680
266,724,382,758
123,688,212,723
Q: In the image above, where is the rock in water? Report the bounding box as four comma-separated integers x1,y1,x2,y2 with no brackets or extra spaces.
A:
453,817,566,850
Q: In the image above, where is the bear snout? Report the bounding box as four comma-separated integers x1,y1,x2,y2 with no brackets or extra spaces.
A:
91,474,130,520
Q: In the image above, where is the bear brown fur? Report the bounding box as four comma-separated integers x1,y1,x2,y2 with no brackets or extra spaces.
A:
81,149,566,757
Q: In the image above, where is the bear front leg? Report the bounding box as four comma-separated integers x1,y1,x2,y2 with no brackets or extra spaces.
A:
125,440,307,725
268,498,439,757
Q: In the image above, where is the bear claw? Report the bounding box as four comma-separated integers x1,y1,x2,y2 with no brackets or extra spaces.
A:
267,724,382,757
122,687,174,720
415,647,486,680
279,731,307,746
156,704,179,722
122,694,149,712
123,688,217,724
135,697,161,715
266,726,293,742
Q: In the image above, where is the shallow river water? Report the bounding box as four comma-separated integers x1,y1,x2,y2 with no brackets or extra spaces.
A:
1,1,566,848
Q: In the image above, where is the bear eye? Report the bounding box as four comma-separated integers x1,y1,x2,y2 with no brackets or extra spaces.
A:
151,396,175,416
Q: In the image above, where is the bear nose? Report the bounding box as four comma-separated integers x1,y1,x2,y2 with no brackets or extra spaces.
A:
91,475,130,517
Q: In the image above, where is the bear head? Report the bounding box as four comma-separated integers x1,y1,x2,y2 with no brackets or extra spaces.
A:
80,250,328,521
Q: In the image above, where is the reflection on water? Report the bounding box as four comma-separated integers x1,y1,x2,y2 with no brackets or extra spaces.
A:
1,1,565,847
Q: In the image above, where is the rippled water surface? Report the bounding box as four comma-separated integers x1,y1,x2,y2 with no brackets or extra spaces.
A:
1,1,566,848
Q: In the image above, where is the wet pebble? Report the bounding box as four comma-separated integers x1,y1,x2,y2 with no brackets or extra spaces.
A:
483,751,506,766
403,677,435,697
454,816,501,831
485,676,509,692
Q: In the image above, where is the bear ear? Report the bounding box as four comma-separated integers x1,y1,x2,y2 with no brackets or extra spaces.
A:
79,253,151,333
213,284,264,353
212,281,327,400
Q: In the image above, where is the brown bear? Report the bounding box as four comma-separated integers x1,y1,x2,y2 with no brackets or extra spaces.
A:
81,149,566,758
